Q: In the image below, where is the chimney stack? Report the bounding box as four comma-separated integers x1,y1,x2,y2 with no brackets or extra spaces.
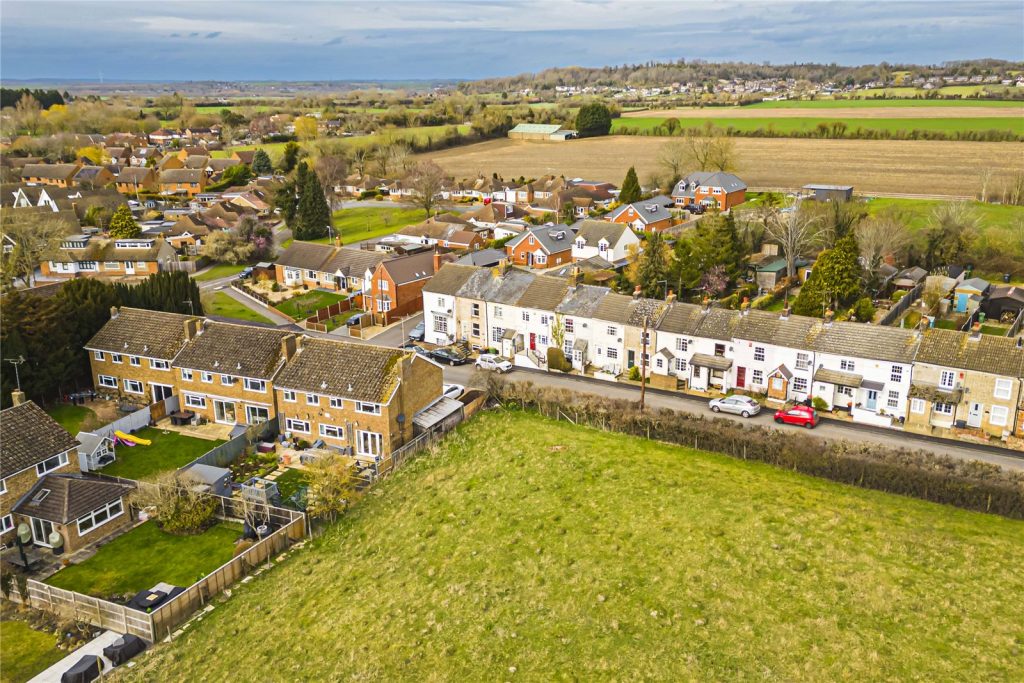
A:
824,309,834,327
281,334,299,360
740,297,750,316
11,390,26,407
633,285,642,299
433,250,444,274
183,317,202,340
110,306,120,320
665,289,676,304
702,296,711,313
780,306,790,320
969,322,982,340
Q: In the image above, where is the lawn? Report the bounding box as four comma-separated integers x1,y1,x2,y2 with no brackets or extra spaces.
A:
117,410,1024,682
318,308,363,332
225,124,472,163
273,468,308,501
0,621,64,683
46,521,243,598
274,289,349,319
193,263,247,282
201,292,275,324
100,427,224,481
46,404,98,435
612,116,1024,136
744,98,1024,109
316,206,426,244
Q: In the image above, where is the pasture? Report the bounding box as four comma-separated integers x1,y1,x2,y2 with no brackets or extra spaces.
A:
220,124,472,162
612,116,1023,136
116,410,1024,681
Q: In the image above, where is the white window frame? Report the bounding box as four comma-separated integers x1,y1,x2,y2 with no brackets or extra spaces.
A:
306,393,319,406
990,405,1009,427
796,353,810,371
753,346,765,362
220,374,233,386
123,378,144,394
675,338,688,352
129,355,141,367
283,389,297,402
180,368,193,381
793,377,808,393
606,347,618,360
607,326,617,336
890,365,903,383
36,451,69,477
150,359,170,371
286,418,310,434
184,393,207,409
356,430,383,457
939,370,955,390
98,374,118,389
910,398,925,414
111,353,123,364
201,371,214,383
355,402,381,415
319,423,344,439
244,378,266,392
93,350,105,361
329,396,344,409
994,379,1012,400
433,314,448,334
76,499,124,536
752,370,764,386
492,327,504,343
0,514,12,533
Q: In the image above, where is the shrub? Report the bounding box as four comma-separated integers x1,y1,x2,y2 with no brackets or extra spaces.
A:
891,290,908,302
133,471,219,535
359,189,378,199
628,366,642,382
546,347,572,373
851,297,877,322
812,396,830,412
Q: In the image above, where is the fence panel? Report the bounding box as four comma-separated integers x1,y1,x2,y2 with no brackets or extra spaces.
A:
1007,308,1024,337
24,581,155,641
879,282,924,326
181,419,276,471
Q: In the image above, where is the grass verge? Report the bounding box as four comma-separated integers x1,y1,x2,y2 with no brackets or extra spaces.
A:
193,263,246,282
612,116,1024,136
201,292,274,324
100,427,224,481
0,621,64,683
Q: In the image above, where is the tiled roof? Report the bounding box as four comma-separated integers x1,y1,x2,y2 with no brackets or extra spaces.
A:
0,401,79,478
379,251,435,285
321,247,389,278
810,322,919,364
117,167,154,183
672,171,746,195
571,219,631,246
160,169,204,184
13,474,133,524
461,267,535,305
274,338,406,403
813,367,864,387
86,307,195,359
174,321,293,379
656,302,708,336
22,163,79,180
275,241,335,271
609,200,672,224
693,306,740,341
423,263,479,296
516,275,569,311
593,293,668,327
506,225,573,254
733,309,822,349
915,328,1024,377
555,284,611,317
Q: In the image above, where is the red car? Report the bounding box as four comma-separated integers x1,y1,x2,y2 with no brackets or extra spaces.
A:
773,405,818,429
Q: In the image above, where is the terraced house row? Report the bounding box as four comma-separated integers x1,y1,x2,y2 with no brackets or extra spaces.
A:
84,308,444,460
424,263,1024,444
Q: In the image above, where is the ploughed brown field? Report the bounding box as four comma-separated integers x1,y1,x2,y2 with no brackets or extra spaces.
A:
421,137,1024,196
623,106,1024,119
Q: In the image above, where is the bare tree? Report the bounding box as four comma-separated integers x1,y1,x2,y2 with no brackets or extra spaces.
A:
763,202,824,278
373,140,399,177
305,456,360,523
350,147,372,176
679,122,738,172
657,140,688,184
856,212,909,287
392,142,415,174
407,161,449,217
978,168,994,203
314,154,348,210
14,94,42,135
0,213,69,287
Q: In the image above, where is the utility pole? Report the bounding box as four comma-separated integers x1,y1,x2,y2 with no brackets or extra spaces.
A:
4,356,26,391
639,316,649,411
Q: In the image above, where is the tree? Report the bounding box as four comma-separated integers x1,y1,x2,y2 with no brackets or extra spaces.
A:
856,212,909,290
251,148,273,175
657,140,688,187
314,154,348,209
678,122,738,172
663,117,680,136
108,204,140,239
670,237,702,295
201,231,254,264
699,264,730,298
294,116,318,141
304,456,360,522
373,140,399,177
216,163,252,188
295,166,332,240
0,213,68,287
689,211,744,285
132,471,219,535
792,234,862,317
75,145,104,165
629,231,672,298
619,166,642,204
0,291,78,408
350,146,372,176
923,202,978,269
14,93,42,135
574,102,612,138
407,160,448,218
280,141,302,173
763,202,824,278
273,179,298,226
235,216,275,261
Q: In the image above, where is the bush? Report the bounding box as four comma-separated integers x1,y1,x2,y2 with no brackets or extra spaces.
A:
812,396,830,412
133,471,219,535
359,189,379,199
851,297,877,322
546,347,572,373
891,290,908,302
628,366,642,382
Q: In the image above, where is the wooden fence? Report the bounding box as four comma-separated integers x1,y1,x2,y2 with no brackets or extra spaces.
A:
879,282,924,326
1007,308,1024,337
303,299,353,332
181,419,276,471
22,581,156,641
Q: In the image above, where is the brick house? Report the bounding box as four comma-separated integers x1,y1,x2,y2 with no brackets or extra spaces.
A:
173,321,297,427
363,251,443,324
86,307,198,404
21,163,82,188
72,165,115,190
1,398,134,554
273,338,443,460
274,242,388,293
159,168,207,197
115,167,158,195
505,226,573,269
41,235,176,279
905,327,1023,440
671,172,747,211
607,197,677,232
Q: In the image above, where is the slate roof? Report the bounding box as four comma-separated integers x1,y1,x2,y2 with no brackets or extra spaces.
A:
516,275,569,311
609,200,673,225
593,293,668,327
810,322,919,364
274,338,406,403
13,474,133,524
733,309,822,349
693,306,740,341
86,307,195,359
423,263,479,296
656,302,707,336
455,247,506,267
469,266,535,304
322,247,389,279
555,284,611,317
505,225,573,254
381,251,435,285
915,328,1024,377
0,401,79,479
672,171,747,196
174,321,293,379
274,241,335,271
571,219,631,246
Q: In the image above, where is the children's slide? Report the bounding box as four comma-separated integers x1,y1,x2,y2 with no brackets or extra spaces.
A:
114,430,151,446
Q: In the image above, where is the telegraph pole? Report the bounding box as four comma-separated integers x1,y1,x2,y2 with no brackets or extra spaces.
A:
639,316,649,411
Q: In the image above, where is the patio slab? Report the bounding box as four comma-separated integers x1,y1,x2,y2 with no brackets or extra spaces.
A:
28,630,125,683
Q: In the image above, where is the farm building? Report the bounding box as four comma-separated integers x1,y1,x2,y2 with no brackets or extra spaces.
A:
803,184,854,202
507,123,575,141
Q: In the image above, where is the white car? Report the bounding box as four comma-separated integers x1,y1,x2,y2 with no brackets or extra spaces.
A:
475,354,513,373
708,395,761,418
442,383,465,400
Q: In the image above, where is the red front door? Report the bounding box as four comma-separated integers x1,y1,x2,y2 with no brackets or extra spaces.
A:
736,367,746,388
529,333,536,351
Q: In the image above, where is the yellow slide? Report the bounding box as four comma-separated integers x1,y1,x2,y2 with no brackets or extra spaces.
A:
114,430,151,446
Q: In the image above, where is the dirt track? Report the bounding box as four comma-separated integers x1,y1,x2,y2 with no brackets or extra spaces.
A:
623,106,1024,119
422,137,1024,196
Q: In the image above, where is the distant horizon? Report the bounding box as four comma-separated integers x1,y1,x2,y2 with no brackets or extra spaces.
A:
2,1,1022,82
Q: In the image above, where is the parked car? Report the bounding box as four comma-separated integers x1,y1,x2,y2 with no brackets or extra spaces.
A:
429,347,471,366
708,395,761,418
442,383,465,400
401,343,431,358
773,405,818,429
475,353,513,373
239,267,253,278
408,322,425,342
346,313,366,327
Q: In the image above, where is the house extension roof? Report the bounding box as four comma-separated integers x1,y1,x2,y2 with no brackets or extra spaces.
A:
380,251,436,285
274,338,406,404
174,321,293,379
915,328,1024,377
86,307,196,359
571,219,631,246
0,401,79,479
13,474,134,524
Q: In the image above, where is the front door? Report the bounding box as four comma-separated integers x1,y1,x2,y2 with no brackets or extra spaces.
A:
125,261,135,275
866,390,878,411
31,518,54,547
152,384,173,403
967,402,983,428
529,333,536,351
627,350,635,369
214,400,236,424
736,367,747,388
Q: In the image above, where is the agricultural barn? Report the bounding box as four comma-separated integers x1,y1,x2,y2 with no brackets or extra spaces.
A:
507,123,575,141
803,184,854,202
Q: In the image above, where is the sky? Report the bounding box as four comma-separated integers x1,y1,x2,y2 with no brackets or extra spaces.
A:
1,0,1022,82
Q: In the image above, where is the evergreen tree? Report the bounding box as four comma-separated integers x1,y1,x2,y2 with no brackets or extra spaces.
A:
574,102,612,138
281,141,301,173
108,204,140,239
792,234,863,317
295,170,332,241
273,180,298,226
689,212,744,287
251,149,273,175
670,237,701,295
632,231,671,298
619,166,642,204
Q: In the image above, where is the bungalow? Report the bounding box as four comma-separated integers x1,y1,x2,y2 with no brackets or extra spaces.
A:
115,167,158,195
41,235,176,279
396,220,485,251
159,169,207,197
505,225,573,269
274,241,388,292
607,196,677,232
464,201,530,229
671,171,747,211
183,155,212,172
21,163,82,188
571,219,640,266
148,128,182,145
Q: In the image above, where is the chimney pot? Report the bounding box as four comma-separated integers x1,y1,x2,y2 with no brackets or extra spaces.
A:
633,285,642,299
110,306,119,319
11,390,26,407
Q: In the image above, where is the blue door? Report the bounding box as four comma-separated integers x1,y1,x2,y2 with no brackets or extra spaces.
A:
866,390,878,411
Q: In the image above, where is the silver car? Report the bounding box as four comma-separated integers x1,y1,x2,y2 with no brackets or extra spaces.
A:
708,395,761,418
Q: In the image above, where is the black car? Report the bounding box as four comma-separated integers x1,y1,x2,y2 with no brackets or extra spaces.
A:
346,313,366,327
429,347,470,366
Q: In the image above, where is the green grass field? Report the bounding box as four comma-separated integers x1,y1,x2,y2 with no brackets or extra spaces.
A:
45,404,98,435
117,410,1024,681
0,621,64,683
202,291,274,324
851,85,1016,98
744,98,1024,109
46,521,243,598
222,124,472,161
321,206,425,244
101,427,223,481
274,289,350,319
193,263,247,282
612,116,1024,135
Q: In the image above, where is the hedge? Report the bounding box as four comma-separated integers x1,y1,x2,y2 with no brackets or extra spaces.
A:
479,375,1024,519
